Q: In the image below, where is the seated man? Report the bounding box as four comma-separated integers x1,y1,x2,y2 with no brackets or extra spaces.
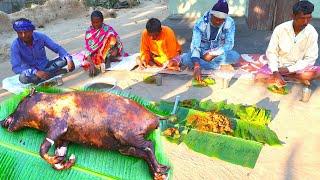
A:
181,0,240,81
10,18,75,84
265,0,320,87
136,18,181,71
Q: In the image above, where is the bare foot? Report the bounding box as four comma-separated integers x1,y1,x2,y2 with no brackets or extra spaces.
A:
67,60,75,72
193,64,202,82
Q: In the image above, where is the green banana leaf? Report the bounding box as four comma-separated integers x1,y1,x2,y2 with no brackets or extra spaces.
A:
157,103,263,168
169,99,271,126
234,120,282,146
159,119,263,168
199,100,271,125
192,77,216,87
35,86,66,94
183,130,262,168
143,75,156,84
157,101,281,146
267,85,289,95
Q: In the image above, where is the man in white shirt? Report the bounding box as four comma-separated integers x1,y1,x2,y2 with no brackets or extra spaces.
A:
266,0,320,86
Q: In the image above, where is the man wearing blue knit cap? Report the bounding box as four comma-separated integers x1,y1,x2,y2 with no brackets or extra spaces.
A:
181,0,240,81
10,18,75,84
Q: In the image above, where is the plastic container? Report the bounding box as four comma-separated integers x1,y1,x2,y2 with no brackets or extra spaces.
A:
301,86,311,102
56,76,64,86
100,63,106,73
222,78,230,89
156,74,162,86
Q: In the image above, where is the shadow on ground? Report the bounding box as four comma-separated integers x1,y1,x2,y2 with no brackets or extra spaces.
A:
122,73,213,102
256,97,280,120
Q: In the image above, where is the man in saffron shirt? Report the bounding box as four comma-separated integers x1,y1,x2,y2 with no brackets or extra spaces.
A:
137,18,181,71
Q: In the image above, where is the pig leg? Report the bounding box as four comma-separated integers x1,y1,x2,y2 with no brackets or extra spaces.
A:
119,135,169,177
40,120,69,165
119,146,156,172
119,146,168,180
52,140,76,170
139,140,169,175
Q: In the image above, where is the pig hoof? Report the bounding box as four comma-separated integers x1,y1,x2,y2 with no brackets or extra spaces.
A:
69,154,76,160
154,173,168,180
59,160,76,170
53,161,74,171
63,155,76,169
46,155,65,165
52,155,76,170
53,163,65,170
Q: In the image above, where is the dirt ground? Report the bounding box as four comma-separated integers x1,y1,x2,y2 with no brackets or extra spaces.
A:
1,1,320,179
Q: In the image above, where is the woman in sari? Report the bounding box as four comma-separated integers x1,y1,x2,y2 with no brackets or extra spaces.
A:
83,10,127,77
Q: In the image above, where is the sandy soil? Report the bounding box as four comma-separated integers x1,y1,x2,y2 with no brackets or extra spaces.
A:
1,1,320,179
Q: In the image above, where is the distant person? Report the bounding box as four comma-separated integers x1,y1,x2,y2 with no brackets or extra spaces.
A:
83,10,127,77
136,18,181,71
264,0,320,86
10,18,75,84
181,0,240,81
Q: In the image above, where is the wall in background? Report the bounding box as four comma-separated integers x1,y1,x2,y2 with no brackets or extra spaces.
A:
168,0,320,18
309,0,320,18
168,0,248,18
